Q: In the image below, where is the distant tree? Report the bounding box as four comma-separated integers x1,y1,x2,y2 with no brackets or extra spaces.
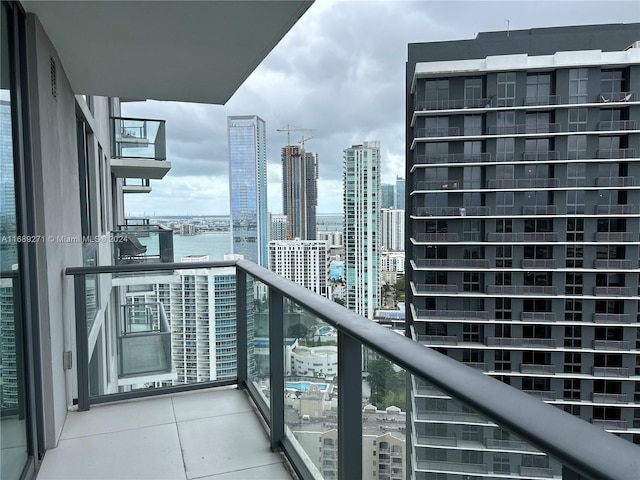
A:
287,323,308,339
368,358,406,410
394,277,406,302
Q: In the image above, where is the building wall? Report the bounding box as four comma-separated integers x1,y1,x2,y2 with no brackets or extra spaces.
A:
380,209,405,252
268,239,329,296
406,24,640,477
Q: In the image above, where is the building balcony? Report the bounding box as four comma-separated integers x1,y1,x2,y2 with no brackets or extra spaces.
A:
487,178,559,189
593,340,631,351
595,204,636,215
524,390,557,401
62,259,640,480
413,283,459,294
414,435,457,447
415,206,490,217
415,460,488,475
523,95,562,106
463,362,488,372
522,205,557,215
590,419,628,430
521,150,559,161
592,366,630,378
487,285,558,295
522,259,556,269
110,117,171,179
415,126,461,137
36,388,293,480
596,148,637,159
598,91,636,103
487,232,558,242
597,120,638,131
593,313,633,324
414,309,489,321
520,364,556,375
594,259,635,269
521,312,556,322
592,393,628,404
122,178,152,194
485,438,539,452
519,466,555,478
594,232,635,242
595,176,635,187
113,224,174,264
416,180,459,190
414,152,491,165
486,337,557,348
413,232,459,243
414,258,490,268
593,286,633,297
488,123,560,135
417,334,458,345
414,98,490,110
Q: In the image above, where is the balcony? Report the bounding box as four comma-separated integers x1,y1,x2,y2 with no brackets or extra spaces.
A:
110,117,171,179
521,312,556,322
598,91,636,103
522,205,557,215
524,390,556,401
463,362,489,372
522,259,556,269
415,126,460,137
590,419,628,430
36,388,293,479
592,393,628,404
417,335,458,345
415,98,490,110
414,152,491,165
594,232,635,242
487,285,558,295
415,206,490,217
416,180,459,190
62,259,640,480
414,283,459,294
413,233,459,243
593,340,631,351
520,466,555,478
488,123,560,135
593,313,633,324
487,232,558,242
597,120,637,131
595,176,635,187
594,259,634,269
523,95,561,106
488,178,559,189
593,286,633,297
414,258,490,268
118,302,175,385
597,148,637,159
595,204,636,215
521,151,559,161
122,178,152,193
592,366,630,378
416,460,488,474
520,364,556,375
113,224,174,264
414,309,489,321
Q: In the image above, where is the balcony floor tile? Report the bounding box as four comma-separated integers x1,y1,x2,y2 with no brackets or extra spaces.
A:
37,387,293,480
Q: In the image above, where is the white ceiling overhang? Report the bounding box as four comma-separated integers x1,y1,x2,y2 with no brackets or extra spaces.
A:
21,0,313,104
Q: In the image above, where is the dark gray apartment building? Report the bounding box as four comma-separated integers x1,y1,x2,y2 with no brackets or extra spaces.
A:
406,24,640,478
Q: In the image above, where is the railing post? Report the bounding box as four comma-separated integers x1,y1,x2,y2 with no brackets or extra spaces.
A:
235,268,247,389
268,288,284,450
338,331,362,479
74,275,90,411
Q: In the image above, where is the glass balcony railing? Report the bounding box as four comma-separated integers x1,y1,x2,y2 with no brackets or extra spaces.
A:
111,117,167,160
112,224,174,264
65,259,640,480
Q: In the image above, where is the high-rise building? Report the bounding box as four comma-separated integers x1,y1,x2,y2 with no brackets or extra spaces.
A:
380,208,405,252
305,151,319,240
268,239,329,297
395,176,405,210
228,115,268,267
282,146,318,240
406,24,640,477
270,214,288,241
380,183,395,209
344,141,380,318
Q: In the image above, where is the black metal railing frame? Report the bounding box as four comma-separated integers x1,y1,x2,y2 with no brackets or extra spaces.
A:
65,259,640,480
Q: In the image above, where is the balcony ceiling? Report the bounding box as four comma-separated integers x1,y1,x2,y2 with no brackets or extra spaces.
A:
21,0,312,104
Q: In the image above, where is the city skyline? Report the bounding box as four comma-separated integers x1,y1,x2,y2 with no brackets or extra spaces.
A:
120,1,639,217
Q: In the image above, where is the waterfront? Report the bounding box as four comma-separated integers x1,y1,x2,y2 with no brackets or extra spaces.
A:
173,232,231,261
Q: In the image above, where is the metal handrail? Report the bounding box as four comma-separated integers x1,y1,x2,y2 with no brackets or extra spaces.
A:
65,259,640,480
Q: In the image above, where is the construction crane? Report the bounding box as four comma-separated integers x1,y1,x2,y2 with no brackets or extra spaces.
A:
276,125,315,146
298,135,314,152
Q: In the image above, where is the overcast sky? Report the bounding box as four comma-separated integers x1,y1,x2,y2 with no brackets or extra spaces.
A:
122,0,640,217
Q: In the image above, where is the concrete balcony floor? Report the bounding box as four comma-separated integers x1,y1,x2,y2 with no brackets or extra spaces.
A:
37,387,295,480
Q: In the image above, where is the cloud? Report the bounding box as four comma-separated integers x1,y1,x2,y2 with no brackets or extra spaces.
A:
122,0,639,216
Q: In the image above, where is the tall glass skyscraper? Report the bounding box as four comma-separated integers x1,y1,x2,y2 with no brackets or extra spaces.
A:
228,116,268,267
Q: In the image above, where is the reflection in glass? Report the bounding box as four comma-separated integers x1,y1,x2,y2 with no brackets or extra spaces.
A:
1,3,29,477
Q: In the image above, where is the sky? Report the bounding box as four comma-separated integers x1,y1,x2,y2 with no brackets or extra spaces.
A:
122,0,640,217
